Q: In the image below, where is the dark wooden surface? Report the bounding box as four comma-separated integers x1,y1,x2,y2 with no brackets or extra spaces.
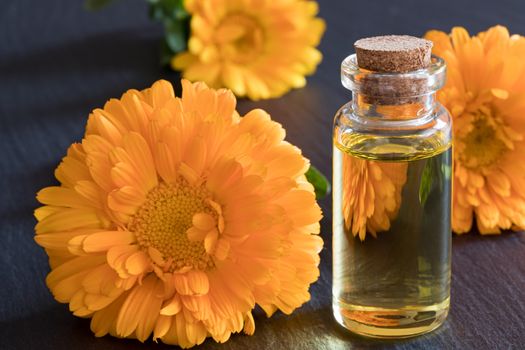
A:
1,0,524,349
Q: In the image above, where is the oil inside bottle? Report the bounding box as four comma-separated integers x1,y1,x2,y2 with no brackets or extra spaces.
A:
332,138,452,338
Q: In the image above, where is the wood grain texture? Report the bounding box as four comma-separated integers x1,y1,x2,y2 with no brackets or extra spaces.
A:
0,0,524,349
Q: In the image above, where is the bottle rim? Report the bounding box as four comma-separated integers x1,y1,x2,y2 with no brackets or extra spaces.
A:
341,54,447,97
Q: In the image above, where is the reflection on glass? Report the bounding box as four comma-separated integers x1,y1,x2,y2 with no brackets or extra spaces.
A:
342,155,407,241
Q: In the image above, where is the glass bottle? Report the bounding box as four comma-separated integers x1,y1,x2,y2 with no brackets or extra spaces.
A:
332,53,452,338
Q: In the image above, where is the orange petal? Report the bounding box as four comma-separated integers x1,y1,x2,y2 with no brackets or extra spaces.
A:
67,234,88,255
82,231,136,253
121,132,158,191
184,317,207,345
155,142,178,184
192,212,216,231
491,88,509,100
35,231,89,250
179,162,200,185
125,251,151,275
204,229,219,254
451,26,471,48
107,186,146,216
35,208,107,234
160,295,182,316
187,269,210,295
37,186,93,208
186,227,208,242
107,245,139,271
184,137,208,177
214,239,230,261
153,315,172,340
173,273,191,295
171,52,197,70
424,30,453,55
150,80,175,108
115,275,162,339
243,312,255,335
148,246,165,266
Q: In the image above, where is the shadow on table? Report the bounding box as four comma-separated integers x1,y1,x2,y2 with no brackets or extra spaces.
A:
249,304,452,349
0,301,451,350
0,305,175,350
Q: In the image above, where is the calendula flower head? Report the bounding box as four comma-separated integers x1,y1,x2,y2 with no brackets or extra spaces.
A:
342,155,407,241
34,79,323,348
172,0,325,100
425,25,525,234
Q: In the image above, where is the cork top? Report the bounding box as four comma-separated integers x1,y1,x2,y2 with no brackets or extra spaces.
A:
354,35,433,72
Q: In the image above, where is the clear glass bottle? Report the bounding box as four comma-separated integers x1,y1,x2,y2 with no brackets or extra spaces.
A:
332,54,452,338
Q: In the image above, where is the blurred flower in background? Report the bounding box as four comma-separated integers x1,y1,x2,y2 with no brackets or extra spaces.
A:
425,25,525,234
87,0,325,100
34,80,323,347
172,0,325,100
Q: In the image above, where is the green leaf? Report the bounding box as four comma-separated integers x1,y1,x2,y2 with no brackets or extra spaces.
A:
441,164,452,179
164,18,188,53
148,0,189,20
305,165,331,200
84,0,118,11
148,0,190,61
149,4,165,21
173,0,189,19
419,157,445,206
419,160,433,206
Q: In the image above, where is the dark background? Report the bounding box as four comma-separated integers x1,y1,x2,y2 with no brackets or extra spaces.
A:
1,0,524,349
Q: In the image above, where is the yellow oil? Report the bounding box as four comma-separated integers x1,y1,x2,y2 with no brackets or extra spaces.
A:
332,136,452,338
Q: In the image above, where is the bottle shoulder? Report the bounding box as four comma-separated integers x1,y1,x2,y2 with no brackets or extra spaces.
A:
333,102,452,161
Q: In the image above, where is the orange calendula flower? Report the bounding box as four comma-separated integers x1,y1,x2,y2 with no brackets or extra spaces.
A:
172,0,325,100
342,155,407,241
34,80,323,348
425,26,525,234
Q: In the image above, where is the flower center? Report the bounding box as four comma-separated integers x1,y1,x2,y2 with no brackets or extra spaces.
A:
217,14,264,64
458,111,507,170
129,179,215,271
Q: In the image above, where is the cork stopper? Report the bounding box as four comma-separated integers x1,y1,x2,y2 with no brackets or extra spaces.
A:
352,35,433,106
355,35,432,72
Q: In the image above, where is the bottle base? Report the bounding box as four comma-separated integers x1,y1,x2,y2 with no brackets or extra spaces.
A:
333,298,449,339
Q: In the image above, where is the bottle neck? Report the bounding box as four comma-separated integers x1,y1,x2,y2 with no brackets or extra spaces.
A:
351,92,437,121
341,54,446,124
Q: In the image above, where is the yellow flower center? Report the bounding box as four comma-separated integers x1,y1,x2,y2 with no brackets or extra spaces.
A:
458,110,507,169
217,14,264,64
129,179,215,271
